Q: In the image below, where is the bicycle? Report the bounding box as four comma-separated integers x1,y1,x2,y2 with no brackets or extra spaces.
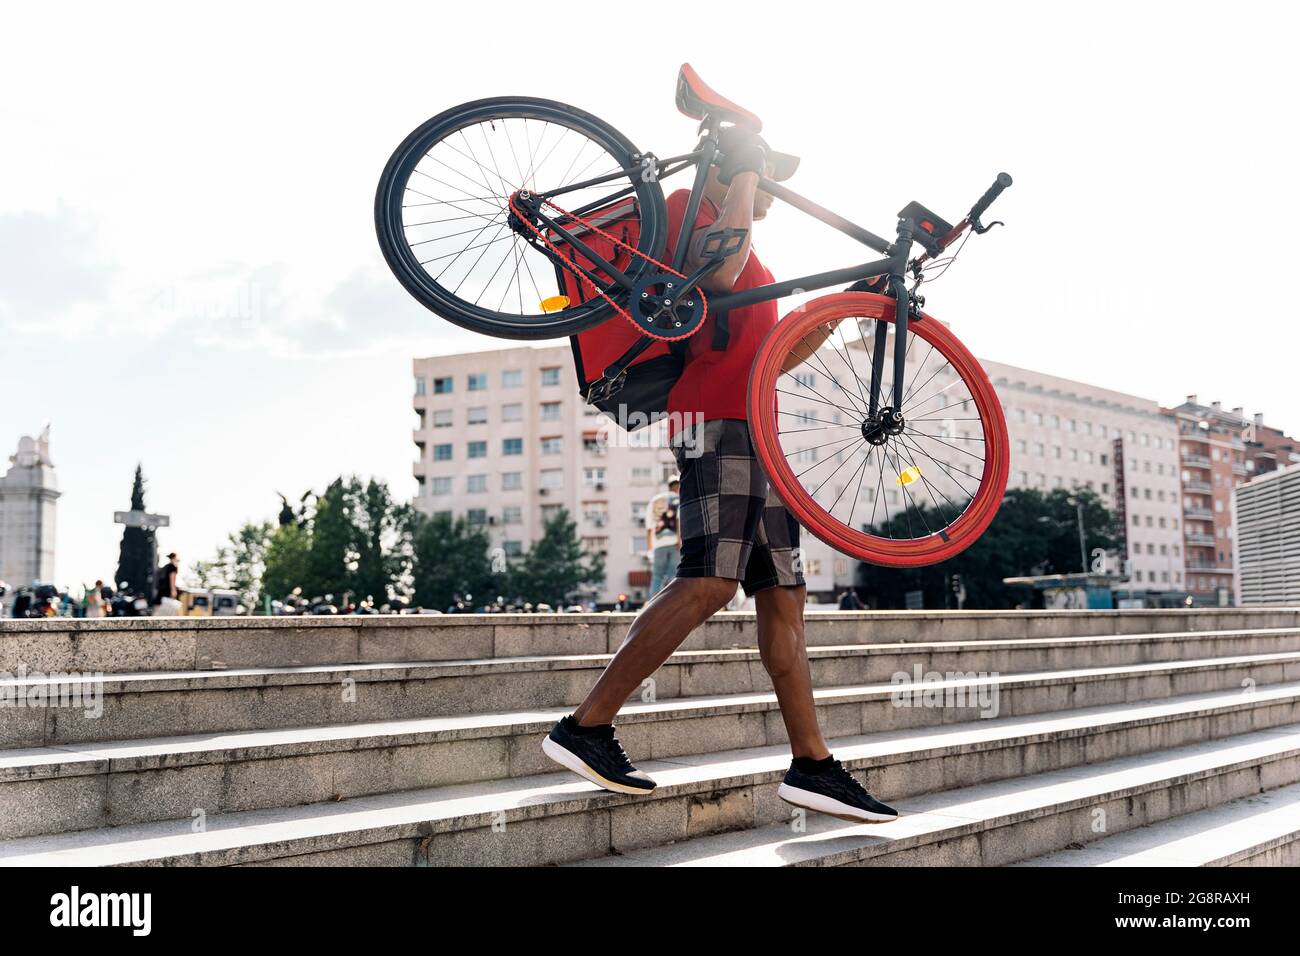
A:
375,64,1013,567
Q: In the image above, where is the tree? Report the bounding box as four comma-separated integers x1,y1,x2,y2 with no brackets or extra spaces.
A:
509,509,605,606
353,479,415,604
262,522,311,601
410,513,496,610
302,477,356,599
190,522,274,608
114,465,155,596
855,485,1119,609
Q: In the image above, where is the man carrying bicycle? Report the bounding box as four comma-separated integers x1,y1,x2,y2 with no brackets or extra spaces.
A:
543,126,898,825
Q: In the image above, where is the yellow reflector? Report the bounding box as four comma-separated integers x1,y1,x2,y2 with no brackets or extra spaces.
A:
897,466,922,487
539,295,570,313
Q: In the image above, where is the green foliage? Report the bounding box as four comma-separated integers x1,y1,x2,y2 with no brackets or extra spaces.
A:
410,513,497,610
507,509,604,607
855,485,1120,609
114,465,155,596
262,522,311,601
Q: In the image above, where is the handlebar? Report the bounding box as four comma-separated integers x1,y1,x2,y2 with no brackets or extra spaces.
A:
969,172,1013,222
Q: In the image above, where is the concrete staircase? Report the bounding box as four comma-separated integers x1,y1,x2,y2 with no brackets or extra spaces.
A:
3,609,1300,867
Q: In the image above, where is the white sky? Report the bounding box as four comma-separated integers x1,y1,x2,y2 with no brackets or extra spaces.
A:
2,0,1297,589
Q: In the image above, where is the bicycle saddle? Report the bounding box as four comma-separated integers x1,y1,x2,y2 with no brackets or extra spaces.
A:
676,63,763,132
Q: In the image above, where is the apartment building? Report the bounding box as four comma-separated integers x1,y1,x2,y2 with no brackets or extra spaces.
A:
1245,412,1300,477
1161,397,1251,605
412,345,840,605
981,360,1185,596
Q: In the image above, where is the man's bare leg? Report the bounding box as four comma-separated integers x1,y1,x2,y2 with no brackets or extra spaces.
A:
755,584,830,760
572,575,738,726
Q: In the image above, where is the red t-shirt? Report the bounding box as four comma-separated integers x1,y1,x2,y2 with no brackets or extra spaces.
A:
662,188,778,436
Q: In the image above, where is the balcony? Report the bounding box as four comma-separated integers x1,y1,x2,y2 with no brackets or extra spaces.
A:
1184,479,1211,493
1181,454,1211,469
1185,532,1216,547
1182,506,1214,520
1231,462,1247,476
1179,431,1210,444
1186,559,1223,570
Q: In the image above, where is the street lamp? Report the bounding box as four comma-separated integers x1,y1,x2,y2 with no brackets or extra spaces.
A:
1066,496,1087,573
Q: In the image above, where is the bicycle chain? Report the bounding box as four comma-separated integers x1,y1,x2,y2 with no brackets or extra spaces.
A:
506,190,707,343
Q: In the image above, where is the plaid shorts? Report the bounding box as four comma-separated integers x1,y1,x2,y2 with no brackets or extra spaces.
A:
670,418,806,596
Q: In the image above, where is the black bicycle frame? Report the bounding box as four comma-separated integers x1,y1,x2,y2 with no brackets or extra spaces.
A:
538,129,920,414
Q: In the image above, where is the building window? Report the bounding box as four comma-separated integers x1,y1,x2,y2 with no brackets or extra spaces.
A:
503,540,523,556
502,369,523,388
793,371,817,388
431,477,452,496
468,406,488,425
467,509,487,526
503,506,522,525
502,403,523,422
468,441,487,459
541,367,562,386
433,443,453,462
541,437,563,455
541,469,564,489
581,536,609,556
541,503,563,521
503,437,523,456
584,467,607,486
541,401,563,421
433,376,454,395
1015,439,1027,453
433,409,453,428
468,373,487,391
502,471,523,491
467,474,488,493
414,377,426,397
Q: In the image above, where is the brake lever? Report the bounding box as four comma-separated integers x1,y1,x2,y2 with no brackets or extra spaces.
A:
970,216,1005,236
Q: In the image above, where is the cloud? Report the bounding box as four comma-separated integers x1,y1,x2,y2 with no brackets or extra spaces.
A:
0,205,117,330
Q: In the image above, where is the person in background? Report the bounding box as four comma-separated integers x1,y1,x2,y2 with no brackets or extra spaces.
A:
838,588,866,610
154,552,180,609
86,580,107,618
645,475,681,596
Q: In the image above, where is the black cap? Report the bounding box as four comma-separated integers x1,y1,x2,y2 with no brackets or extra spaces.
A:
716,125,799,182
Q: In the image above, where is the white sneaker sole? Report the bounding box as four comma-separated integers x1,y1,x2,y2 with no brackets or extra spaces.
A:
542,735,656,795
778,782,899,824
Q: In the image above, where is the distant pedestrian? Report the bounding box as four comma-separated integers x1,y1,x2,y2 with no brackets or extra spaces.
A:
838,588,866,610
154,552,182,616
86,580,107,618
645,475,681,597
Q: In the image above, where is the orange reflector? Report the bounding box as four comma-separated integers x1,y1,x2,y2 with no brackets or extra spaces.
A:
897,466,921,487
540,295,570,313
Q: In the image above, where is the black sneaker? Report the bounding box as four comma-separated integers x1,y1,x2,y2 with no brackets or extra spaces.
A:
542,715,656,795
778,758,898,823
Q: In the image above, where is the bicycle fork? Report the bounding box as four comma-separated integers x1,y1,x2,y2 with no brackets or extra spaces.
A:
865,218,915,432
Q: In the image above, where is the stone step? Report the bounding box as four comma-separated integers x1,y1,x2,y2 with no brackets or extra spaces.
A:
4,609,1297,674
566,727,1300,867
6,631,1300,748
1013,781,1300,866
5,682,1300,859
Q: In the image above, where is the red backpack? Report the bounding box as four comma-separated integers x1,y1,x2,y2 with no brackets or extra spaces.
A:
550,198,687,432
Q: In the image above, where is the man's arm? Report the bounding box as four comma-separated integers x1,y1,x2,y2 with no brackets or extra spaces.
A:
682,172,760,292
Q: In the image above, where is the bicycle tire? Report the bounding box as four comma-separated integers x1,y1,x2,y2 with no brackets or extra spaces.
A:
747,292,1010,567
375,96,668,341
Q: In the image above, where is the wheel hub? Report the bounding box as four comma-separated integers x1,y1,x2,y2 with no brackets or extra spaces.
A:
861,407,905,445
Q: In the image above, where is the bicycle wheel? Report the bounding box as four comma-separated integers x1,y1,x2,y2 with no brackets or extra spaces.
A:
375,97,668,340
747,292,1010,567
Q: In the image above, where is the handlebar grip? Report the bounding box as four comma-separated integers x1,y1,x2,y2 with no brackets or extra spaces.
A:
970,172,1013,221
